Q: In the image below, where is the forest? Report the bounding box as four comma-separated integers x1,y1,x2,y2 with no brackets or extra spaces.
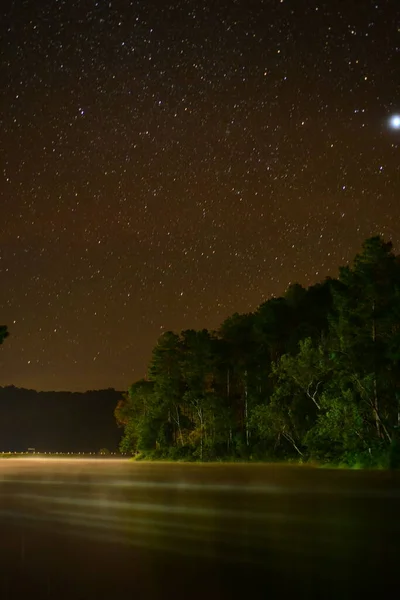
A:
0,386,122,453
0,326,122,453
115,237,400,467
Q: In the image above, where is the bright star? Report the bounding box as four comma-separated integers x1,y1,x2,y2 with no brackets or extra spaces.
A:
389,115,400,129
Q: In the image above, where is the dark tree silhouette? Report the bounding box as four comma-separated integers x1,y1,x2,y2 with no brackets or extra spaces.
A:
0,325,9,345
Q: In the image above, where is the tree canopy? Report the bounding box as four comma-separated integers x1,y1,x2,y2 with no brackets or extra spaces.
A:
116,237,400,467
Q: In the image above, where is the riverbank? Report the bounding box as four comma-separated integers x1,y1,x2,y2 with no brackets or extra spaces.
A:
129,453,397,470
0,452,396,470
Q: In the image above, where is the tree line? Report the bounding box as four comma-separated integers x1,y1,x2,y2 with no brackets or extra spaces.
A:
1,325,122,453
0,386,122,452
115,236,400,466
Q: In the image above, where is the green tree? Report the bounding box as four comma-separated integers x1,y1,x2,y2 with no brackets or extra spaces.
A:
180,329,220,460
219,313,259,455
330,236,400,447
116,236,400,466
115,379,155,453
148,331,187,451
252,338,329,458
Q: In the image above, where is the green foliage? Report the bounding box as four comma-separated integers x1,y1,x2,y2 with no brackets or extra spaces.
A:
116,236,400,468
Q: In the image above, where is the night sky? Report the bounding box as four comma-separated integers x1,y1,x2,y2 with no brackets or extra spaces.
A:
1,0,399,391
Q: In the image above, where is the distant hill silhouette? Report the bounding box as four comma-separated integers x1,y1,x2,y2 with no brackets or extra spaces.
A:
0,386,122,452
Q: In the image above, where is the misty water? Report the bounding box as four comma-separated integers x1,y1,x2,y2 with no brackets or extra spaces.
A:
0,459,399,599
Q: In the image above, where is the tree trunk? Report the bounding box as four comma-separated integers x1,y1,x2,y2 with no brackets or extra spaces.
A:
199,411,203,461
371,300,382,439
227,368,232,453
197,405,204,461
372,377,382,439
228,427,232,453
282,431,303,456
244,370,249,447
398,395,400,427
174,405,183,446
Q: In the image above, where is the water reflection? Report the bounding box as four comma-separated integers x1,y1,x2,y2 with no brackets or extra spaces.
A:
0,459,399,599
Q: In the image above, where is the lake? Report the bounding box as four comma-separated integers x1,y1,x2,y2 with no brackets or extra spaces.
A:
0,459,399,599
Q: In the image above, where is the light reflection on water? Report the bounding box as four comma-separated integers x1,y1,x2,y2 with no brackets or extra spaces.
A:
0,459,399,599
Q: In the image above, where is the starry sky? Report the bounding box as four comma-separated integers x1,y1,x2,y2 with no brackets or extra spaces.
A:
0,0,399,391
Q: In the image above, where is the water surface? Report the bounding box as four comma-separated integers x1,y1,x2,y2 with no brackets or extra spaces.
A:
0,459,398,599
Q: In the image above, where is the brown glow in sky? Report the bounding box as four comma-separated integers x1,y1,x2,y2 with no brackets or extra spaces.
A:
0,0,399,391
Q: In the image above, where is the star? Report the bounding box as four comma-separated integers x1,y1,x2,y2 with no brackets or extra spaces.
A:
0,0,399,391
389,115,400,130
